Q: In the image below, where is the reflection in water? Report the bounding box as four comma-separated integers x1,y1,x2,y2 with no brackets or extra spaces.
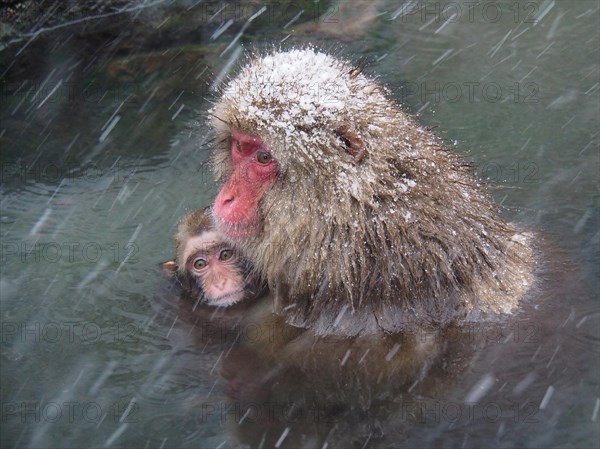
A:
1,0,598,448
166,285,464,448
156,247,597,449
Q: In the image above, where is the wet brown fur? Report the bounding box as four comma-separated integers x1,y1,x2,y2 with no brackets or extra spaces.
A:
210,48,535,336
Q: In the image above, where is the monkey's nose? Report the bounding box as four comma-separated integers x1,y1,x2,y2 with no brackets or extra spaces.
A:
215,189,235,208
220,194,235,205
217,277,228,288
214,179,244,223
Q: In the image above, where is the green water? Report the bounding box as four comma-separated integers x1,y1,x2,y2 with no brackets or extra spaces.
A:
1,1,598,447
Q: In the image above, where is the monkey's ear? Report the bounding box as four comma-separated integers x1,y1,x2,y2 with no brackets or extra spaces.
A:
335,125,367,164
161,260,178,277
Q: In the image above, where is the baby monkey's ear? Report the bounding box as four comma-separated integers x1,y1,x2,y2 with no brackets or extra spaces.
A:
160,260,178,277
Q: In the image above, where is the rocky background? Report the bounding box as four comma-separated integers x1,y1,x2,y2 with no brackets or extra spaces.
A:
1,0,140,41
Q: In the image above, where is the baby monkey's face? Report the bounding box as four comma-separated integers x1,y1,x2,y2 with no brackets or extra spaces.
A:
162,209,266,308
181,231,245,307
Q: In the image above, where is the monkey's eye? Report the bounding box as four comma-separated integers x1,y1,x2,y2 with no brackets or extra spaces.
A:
219,249,234,261
193,258,207,270
256,151,272,164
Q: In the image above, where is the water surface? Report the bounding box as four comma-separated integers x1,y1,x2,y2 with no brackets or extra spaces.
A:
1,1,598,447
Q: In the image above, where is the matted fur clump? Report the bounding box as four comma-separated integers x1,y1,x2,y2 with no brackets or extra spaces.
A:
209,48,535,336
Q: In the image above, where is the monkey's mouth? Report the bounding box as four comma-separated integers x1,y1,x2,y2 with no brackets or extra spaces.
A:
205,290,245,307
215,218,257,239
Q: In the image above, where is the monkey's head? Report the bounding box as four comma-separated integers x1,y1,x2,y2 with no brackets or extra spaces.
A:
211,49,396,226
210,48,423,332
210,48,533,335
162,209,265,308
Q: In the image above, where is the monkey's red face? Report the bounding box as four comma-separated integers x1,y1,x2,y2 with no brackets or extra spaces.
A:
213,129,279,238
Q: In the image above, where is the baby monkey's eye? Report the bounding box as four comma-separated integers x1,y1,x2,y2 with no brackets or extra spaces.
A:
193,258,207,270
219,249,234,261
